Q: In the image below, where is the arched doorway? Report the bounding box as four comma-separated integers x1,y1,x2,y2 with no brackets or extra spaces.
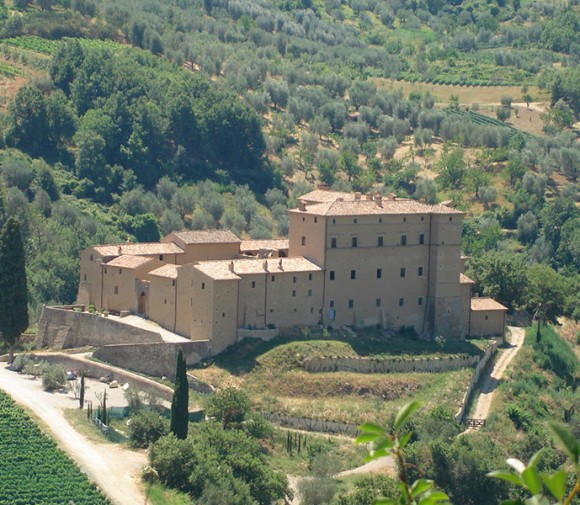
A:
138,292,146,315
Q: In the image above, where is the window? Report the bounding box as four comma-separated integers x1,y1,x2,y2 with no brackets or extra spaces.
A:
400,268,406,278
201,282,205,289
119,268,122,274
354,218,357,224
378,236,384,247
159,255,164,261
332,219,336,224
376,268,382,279
331,237,337,248
329,271,335,280
223,313,226,318
485,315,489,320
419,233,425,245
308,273,312,281
293,276,297,283
399,298,404,306
310,307,314,313
418,266,424,277
83,274,87,281
449,217,453,222
104,268,107,274
401,235,407,246
329,300,335,308
314,217,318,223
352,237,358,247
403,217,407,222
376,298,381,307
172,280,175,286
350,270,356,280
301,236,306,246
418,297,423,306
348,299,354,308
164,299,167,304
251,281,256,288
292,290,296,297
307,289,312,296
302,217,305,222
421,216,424,221
90,254,93,261
379,218,382,223
114,286,118,295
271,275,276,282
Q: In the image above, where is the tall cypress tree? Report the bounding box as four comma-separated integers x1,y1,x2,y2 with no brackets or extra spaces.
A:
170,347,188,439
0,218,28,363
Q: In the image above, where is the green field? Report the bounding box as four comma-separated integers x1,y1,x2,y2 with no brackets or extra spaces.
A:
0,390,109,505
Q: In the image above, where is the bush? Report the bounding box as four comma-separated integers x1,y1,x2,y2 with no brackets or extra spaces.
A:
41,363,67,391
12,354,33,372
128,411,169,448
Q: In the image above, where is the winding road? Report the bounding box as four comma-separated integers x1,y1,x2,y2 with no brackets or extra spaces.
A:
0,366,147,505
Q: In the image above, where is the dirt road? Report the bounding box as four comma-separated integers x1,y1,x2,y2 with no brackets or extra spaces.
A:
469,327,526,422
0,366,147,505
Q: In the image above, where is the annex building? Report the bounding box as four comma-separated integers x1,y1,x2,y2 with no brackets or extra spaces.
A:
77,188,507,355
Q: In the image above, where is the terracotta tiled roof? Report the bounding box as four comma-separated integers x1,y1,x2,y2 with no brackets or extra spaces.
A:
148,264,179,279
460,273,476,284
291,191,463,216
471,297,508,312
94,243,185,257
194,257,322,280
104,255,155,269
169,229,241,244
240,239,289,251
299,189,351,203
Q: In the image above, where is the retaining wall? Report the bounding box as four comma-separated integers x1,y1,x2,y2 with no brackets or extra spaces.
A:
93,341,210,380
303,354,481,374
455,341,498,422
261,411,359,437
35,306,163,350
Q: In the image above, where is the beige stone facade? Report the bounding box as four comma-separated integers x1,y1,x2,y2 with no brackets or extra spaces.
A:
77,190,507,355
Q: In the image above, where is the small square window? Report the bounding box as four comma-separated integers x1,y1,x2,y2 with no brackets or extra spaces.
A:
352,237,358,247
292,290,296,297
301,236,306,246
329,271,335,280
308,289,312,296
114,286,118,295
223,313,226,317
399,298,404,306
449,217,453,222
401,235,407,246
485,315,489,320
331,237,337,248
329,300,335,308
350,270,356,280
378,236,384,247
354,218,357,224
293,276,297,283
400,268,406,278
332,219,336,224
419,233,425,245
376,298,381,307
376,268,382,279
159,254,164,261
421,216,424,221
104,268,107,274
418,297,423,306
310,307,314,313
271,275,275,281
379,218,382,223
403,217,407,222
201,282,205,289
418,266,424,277
251,281,256,288
164,299,167,304
308,273,312,281
302,217,305,222
172,280,175,286
348,299,354,308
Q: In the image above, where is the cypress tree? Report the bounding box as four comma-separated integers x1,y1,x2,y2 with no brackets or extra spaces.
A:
170,347,188,439
79,372,85,409
0,218,28,363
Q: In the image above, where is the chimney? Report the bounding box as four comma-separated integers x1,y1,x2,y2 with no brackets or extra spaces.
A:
117,246,122,255
354,192,361,201
263,260,268,272
298,201,307,211
366,193,373,201
386,193,396,201
375,193,383,207
228,261,235,272
317,183,329,191
278,259,283,270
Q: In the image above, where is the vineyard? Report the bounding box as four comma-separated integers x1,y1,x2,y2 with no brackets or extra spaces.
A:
0,390,110,505
0,60,22,77
2,35,126,55
445,109,532,139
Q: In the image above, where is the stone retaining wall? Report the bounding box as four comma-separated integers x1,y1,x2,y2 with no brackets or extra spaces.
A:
93,341,210,380
455,341,498,422
303,354,481,374
35,306,162,350
261,411,359,437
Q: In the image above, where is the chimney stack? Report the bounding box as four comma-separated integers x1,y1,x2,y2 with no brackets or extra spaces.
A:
375,193,383,207
366,193,373,201
354,192,361,201
278,259,283,270
298,201,307,211
228,261,235,272
263,260,268,272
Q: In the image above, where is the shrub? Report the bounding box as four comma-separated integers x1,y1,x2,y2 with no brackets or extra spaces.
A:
41,363,67,391
128,411,169,448
505,403,532,430
12,354,33,372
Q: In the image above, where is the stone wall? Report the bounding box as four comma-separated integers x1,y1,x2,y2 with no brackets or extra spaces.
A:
261,411,359,437
93,341,210,380
29,352,174,401
455,341,498,422
303,354,481,374
237,328,280,342
35,306,163,350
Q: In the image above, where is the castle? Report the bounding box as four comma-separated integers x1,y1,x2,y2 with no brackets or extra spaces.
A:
77,188,506,355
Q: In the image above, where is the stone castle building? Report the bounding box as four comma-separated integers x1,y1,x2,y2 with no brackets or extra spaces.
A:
77,188,506,355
